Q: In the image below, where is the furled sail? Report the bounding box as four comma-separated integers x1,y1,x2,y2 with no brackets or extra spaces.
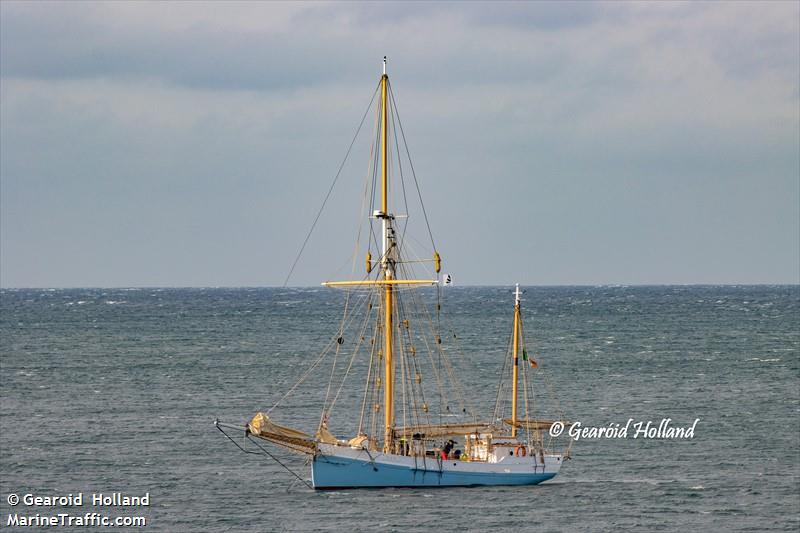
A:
248,413,316,455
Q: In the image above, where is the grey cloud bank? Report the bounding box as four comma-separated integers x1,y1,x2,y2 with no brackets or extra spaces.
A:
1,1,798,287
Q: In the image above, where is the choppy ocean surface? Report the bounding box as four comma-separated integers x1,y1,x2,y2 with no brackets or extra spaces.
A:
1,286,798,531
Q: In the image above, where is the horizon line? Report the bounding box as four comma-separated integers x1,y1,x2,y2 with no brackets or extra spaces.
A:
2,283,799,290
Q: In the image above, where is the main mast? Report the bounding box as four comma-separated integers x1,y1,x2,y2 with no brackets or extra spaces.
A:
380,57,395,453
321,58,438,450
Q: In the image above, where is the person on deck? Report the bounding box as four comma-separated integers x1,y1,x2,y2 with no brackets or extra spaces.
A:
441,439,455,460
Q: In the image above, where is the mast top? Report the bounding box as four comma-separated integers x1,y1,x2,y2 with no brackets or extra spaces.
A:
383,56,387,75
515,283,522,306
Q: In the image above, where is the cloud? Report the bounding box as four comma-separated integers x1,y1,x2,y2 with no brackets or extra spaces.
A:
1,1,798,285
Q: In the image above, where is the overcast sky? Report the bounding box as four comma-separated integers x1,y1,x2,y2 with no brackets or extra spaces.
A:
1,1,798,287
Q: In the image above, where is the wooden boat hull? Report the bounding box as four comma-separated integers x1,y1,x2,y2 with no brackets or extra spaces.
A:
311,445,560,489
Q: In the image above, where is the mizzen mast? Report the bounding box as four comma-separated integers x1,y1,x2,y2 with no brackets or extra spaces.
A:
511,283,522,438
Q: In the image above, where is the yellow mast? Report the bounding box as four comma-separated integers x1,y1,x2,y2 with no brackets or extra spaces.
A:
511,284,521,438
380,58,394,452
322,59,435,452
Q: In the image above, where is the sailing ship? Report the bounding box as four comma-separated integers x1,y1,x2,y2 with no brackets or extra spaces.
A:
216,59,569,489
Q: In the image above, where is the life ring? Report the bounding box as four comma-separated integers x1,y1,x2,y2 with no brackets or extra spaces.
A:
515,445,527,457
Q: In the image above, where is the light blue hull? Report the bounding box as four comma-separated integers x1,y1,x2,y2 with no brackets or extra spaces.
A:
311,454,557,489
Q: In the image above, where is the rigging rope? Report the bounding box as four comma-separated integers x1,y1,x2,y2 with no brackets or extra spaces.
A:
357,315,380,435
492,318,515,422
388,85,412,259
267,286,374,414
326,289,377,417
388,81,437,253
214,422,314,491
282,82,380,287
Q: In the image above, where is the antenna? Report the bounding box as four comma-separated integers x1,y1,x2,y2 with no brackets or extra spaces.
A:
383,56,387,75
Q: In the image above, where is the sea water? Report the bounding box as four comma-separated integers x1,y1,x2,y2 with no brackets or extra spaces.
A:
1,286,797,531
